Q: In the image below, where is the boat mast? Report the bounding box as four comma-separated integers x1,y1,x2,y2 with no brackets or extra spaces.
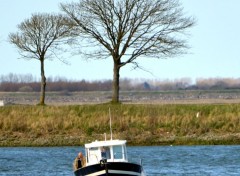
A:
109,108,113,140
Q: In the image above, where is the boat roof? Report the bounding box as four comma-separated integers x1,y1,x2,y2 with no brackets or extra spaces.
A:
85,140,127,148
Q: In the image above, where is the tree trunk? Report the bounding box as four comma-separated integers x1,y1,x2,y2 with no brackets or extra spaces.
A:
39,59,46,105
112,61,120,103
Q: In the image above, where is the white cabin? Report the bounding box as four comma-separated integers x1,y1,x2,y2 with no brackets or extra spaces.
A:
84,140,128,166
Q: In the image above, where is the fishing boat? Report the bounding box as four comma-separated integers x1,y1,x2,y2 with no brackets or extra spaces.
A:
74,139,145,176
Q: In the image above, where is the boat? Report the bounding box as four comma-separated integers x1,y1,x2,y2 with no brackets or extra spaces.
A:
74,139,145,176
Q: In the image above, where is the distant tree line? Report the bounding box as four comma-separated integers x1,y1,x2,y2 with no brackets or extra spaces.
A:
1,73,240,92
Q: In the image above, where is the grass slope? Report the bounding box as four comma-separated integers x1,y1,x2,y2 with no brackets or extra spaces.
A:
1,104,240,146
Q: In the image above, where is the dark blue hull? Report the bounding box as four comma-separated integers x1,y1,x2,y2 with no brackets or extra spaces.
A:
74,162,144,176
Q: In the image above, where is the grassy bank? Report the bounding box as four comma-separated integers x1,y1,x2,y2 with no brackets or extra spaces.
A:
1,104,240,146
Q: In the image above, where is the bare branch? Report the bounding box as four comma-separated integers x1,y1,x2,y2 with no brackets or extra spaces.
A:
61,0,195,65
61,0,195,103
9,13,75,62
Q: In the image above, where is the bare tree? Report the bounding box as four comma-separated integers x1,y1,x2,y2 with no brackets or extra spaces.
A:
9,13,74,105
61,0,195,103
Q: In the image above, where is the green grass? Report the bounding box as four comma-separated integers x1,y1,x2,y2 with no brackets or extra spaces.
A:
1,104,240,146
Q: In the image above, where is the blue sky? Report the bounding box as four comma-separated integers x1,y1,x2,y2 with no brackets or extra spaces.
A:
1,0,240,82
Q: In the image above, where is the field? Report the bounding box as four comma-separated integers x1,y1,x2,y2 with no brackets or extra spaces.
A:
1,89,240,105
1,90,240,146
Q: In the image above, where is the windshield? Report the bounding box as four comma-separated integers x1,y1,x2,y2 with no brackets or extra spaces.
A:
113,145,124,159
101,146,111,159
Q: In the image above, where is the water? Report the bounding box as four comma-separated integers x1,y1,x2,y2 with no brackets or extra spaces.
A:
0,146,240,176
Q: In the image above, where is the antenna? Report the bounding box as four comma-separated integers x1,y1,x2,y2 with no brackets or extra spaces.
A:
104,133,106,141
109,107,113,140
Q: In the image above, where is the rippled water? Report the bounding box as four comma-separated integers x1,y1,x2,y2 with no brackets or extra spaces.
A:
0,146,240,175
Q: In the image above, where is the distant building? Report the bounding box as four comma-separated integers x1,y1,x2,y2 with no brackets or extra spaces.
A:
143,82,151,90
0,100,4,106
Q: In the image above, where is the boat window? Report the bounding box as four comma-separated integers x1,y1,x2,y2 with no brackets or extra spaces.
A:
123,145,127,160
101,146,111,159
113,145,123,159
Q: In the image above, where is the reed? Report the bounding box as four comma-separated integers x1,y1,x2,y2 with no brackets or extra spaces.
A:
0,104,240,146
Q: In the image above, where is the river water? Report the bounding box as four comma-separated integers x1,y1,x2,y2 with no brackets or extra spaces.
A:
0,145,240,176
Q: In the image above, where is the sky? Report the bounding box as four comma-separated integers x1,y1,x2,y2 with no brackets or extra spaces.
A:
1,0,240,83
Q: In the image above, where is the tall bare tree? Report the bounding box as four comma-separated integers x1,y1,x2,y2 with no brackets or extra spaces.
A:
9,13,74,105
61,0,195,103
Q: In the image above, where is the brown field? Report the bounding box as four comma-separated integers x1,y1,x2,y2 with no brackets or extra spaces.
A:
1,90,240,105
